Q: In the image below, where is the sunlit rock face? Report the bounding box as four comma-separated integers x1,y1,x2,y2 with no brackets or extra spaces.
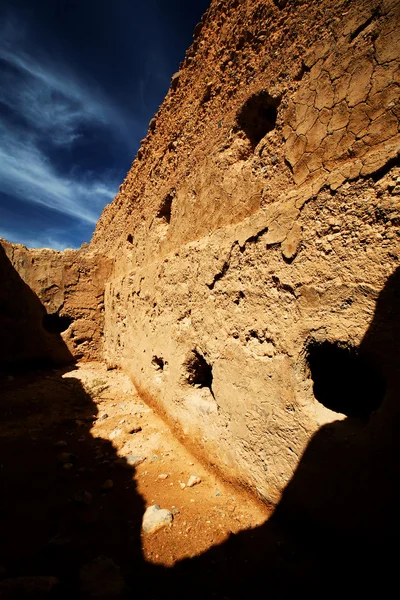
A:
0,239,111,366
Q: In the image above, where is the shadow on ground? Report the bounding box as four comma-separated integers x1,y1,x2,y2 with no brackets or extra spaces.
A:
0,243,399,598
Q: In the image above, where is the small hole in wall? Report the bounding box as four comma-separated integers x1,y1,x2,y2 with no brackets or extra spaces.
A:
184,350,213,393
236,91,281,149
233,291,245,305
127,234,133,244
306,341,385,419
42,313,72,334
156,193,173,224
152,356,166,371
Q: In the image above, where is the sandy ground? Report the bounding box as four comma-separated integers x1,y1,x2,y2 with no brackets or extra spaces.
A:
0,361,270,598
70,362,269,565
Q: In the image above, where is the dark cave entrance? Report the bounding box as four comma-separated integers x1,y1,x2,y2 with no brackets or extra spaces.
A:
237,91,281,148
185,350,213,393
306,341,385,418
42,313,72,334
156,193,173,224
152,356,166,371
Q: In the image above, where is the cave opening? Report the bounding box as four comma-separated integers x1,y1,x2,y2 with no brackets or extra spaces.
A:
152,356,166,371
185,350,213,392
156,193,173,224
42,313,72,334
306,341,385,419
237,91,281,148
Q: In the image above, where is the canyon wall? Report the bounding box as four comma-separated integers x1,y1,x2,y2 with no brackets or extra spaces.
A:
0,240,111,367
1,0,399,510
91,0,400,504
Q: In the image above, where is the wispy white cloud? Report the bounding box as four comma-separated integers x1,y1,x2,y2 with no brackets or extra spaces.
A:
0,226,79,251
0,15,135,238
0,126,117,224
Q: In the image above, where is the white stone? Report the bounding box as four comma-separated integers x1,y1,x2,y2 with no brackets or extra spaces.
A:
142,505,173,534
186,475,201,488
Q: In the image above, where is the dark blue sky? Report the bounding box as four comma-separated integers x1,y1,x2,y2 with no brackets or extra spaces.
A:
0,0,210,249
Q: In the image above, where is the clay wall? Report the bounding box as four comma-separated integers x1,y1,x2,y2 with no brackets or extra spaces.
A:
92,0,400,504
0,239,111,367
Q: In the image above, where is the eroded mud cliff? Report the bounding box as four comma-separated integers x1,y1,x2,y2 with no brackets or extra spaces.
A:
1,0,400,517
0,240,111,366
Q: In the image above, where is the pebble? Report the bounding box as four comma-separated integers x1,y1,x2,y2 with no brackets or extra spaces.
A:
158,473,169,480
115,454,146,468
128,426,142,434
101,479,114,491
57,452,76,464
54,440,67,448
63,463,74,470
100,413,109,420
73,490,93,505
142,505,173,534
180,482,186,489
186,475,201,488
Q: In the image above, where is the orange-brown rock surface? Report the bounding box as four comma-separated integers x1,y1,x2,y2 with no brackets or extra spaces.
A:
0,240,111,366
1,0,400,514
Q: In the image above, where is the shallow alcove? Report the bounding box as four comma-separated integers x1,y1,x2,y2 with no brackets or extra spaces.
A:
184,350,213,393
152,355,166,371
156,193,174,224
306,341,385,419
236,91,281,149
42,313,72,334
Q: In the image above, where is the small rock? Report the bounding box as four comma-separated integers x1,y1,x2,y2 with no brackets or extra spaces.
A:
7,375,14,382
171,71,180,91
158,473,169,480
73,490,93,505
101,479,114,491
63,463,74,470
125,454,146,467
54,440,67,448
128,426,142,434
180,483,186,489
142,505,173,534
58,452,77,464
100,413,109,420
116,454,146,468
186,475,201,488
